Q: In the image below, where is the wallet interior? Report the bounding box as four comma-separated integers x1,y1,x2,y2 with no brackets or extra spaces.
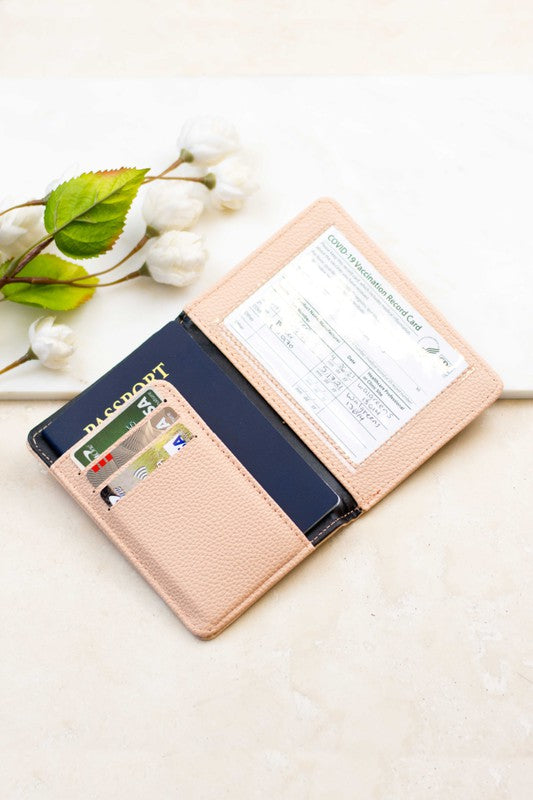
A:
29,312,361,546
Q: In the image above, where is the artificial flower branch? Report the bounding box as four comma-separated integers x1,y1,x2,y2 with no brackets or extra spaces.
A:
142,148,193,183
0,198,46,218
66,231,155,282
0,235,54,290
0,351,33,376
4,271,140,288
0,317,75,375
0,155,215,292
0,230,154,290
147,174,216,189
69,270,142,289
0,172,213,293
0,116,257,378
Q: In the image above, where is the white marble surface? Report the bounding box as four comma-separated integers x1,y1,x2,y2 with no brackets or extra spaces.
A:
1,399,532,798
0,76,532,398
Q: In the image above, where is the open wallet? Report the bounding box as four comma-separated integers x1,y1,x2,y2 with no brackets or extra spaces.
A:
28,199,503,639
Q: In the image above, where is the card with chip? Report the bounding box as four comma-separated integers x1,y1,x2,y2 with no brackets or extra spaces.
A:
100,421,194,506
85,406,179,488
71,388,163,468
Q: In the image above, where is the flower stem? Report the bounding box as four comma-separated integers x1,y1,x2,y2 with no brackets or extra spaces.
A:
0,234,151,293
83,270,142,288
0,198,46,218
145,175,199,183
143,150,192,184
4,269,142,290
0,349,34,376
68,233,150,283
12,237,54,274
144,174,215,189
0,235,54,290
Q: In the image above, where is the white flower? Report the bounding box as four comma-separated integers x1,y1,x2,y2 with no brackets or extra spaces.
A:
144,230,207,287
28,316,75,370
142,181,204,232
177,116,240,166
0,206,46,260
210,155,258,211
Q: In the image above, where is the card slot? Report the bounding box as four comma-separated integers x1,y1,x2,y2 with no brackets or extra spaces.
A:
86,407,189,494
50,379,314,639
68,398,173,493
69,387,168,471
103,434,199,509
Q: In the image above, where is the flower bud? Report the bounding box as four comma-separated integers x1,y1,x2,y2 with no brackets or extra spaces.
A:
211,156,257,211
177,116,240,166
28,316,75,370
0,206,46,259
142,181,204,232
144,230,207,287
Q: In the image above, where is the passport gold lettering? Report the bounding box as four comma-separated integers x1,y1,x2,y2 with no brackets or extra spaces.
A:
154,362,169,379
82,362,170,434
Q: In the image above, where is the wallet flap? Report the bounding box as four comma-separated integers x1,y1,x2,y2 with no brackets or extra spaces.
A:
186,198,502,510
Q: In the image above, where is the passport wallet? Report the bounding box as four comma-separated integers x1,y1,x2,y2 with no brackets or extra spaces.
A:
29,199,502,639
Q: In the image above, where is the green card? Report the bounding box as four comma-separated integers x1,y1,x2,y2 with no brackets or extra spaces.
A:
71,388,162,468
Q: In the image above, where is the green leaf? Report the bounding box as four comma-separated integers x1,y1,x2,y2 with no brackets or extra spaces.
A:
1,254,98,310
44,168,149,259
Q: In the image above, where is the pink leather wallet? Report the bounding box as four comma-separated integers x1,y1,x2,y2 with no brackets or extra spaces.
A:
29,199,502,638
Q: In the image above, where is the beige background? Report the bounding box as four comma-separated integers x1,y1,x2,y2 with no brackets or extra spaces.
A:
1,2,532,799
1,0,533,76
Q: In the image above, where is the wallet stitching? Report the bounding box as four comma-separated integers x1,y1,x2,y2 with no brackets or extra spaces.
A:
110,384,359,631
188,199,501,508
48,380,314,638
52,379,311,553
329,200,492,355
188,195,477,368
200,325,488,506
33,199,502,635
205,510,362,635
50,471,307,639
193,547,310,637
360,369,501,504
209,325,357,472
219,329,499,506
186,200,327,315
30,418,57,467
159,384,311,548
309,508,360,545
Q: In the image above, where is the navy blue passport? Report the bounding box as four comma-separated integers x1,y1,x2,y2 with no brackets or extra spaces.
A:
38,316,344,535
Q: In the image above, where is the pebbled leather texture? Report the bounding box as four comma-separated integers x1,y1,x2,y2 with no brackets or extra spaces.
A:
36,199,503,639
186,198,503,510
50,380,313,639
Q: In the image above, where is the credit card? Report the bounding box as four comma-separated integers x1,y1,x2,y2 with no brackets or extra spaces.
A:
71,388,163,468
100,421,194,507
85,406,179,488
